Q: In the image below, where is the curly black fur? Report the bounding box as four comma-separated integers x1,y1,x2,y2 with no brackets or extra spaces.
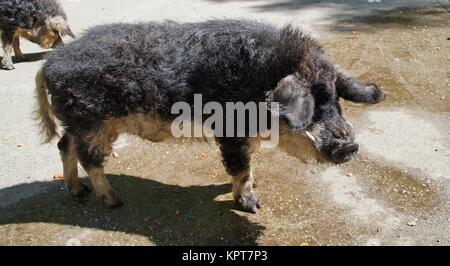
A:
217,137,252,176
0,0,66,29
43,20,325,125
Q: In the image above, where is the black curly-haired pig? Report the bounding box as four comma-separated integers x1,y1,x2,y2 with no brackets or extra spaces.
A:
0,0,74,70
35,20,384,213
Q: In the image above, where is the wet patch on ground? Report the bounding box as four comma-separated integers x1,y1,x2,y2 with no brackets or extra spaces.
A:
342,156,442,214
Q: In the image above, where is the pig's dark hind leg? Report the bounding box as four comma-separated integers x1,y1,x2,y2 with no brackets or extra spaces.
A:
58,133,91,198
74,130,122,208
336,71,385,104
217,138,260,213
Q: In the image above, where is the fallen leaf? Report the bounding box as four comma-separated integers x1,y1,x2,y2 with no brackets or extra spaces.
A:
346,172,353,177
34,203,42,209
53,173,64,180
407,220,417,227
175,210,182,216
112,151,119,158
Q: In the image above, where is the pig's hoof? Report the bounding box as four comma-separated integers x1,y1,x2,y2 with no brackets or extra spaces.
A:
235,192,260,213
1,63,14,70
103,191,123,209
1,58,14,70
72,183,91,198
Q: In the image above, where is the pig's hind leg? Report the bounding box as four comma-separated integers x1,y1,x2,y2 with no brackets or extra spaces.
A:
58,133,91,198
74,128,122,208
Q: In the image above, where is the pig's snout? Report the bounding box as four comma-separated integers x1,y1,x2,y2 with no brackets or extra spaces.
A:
331,143,359,164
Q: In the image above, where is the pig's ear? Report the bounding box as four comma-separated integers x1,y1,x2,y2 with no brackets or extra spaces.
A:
336,72,385,104
48,16,75,38
61,26,75,38
267,75,314,131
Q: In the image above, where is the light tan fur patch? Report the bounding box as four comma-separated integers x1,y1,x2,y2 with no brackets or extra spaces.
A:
103,114,174,143
278,125,326,164
102,114,324,164
15,26,60,49
230,140,257,198
35,68,59,142
59,134,82,194
232,163,255,199
86,168,120,207
47,16,68,33
1,43,14,69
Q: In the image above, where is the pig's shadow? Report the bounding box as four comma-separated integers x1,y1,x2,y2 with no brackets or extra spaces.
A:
1,52,47,70
13,52,47,63
0,174,264,245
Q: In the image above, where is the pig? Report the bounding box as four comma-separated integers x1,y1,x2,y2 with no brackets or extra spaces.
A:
0,0,74,70
35,20,384,213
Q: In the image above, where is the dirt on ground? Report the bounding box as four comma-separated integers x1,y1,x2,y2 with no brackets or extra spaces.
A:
0,2,449,246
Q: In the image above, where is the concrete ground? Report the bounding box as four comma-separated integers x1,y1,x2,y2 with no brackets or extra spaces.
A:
0,0,449,245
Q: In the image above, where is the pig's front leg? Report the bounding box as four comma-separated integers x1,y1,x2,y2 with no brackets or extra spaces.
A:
217,137,260,213
232,165,260,213
1,29,15,70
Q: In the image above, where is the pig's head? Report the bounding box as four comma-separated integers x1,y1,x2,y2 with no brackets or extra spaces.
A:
22,16,74,49
269,74,383,164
